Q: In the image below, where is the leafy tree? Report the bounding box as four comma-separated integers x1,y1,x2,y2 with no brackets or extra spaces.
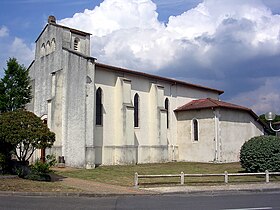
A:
259,113,280,123
0,58,32,113
0,109,55,162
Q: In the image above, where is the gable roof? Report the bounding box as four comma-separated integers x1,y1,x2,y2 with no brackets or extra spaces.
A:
35,22,91,43
95,63,224,95
174,98,263,124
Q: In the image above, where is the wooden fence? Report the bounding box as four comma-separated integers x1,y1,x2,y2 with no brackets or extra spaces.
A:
134,171,280,187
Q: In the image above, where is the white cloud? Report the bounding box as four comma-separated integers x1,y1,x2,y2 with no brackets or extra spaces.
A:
58,0,280,114
0,26,9,37
0,37,34,75
0,25,34,76
59,0,169,70
9,37,35,67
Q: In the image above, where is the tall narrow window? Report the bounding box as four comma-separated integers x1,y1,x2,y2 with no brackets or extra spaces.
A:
193,119,199,141
51,38,56,51
41,43,45,56
96,88,103,125
165,98,169,129
46,41,51,54
134,93,139,127
74,38,80,51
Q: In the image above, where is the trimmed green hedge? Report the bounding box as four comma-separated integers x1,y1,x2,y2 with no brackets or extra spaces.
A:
240,135,280,172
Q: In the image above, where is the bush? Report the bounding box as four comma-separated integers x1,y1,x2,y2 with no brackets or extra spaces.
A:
25,155,57,182
14,161,31,178
240,135,280,172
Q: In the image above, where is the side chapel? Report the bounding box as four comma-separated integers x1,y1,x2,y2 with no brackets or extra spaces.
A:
27,16,264,168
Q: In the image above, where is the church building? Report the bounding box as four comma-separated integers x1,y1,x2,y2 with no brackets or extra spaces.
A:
27,16,264,168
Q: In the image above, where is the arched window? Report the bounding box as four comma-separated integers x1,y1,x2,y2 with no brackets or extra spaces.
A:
46,41,51,54
165,98,169,129
41,43,45,56
73,38,80,51
96,88,103,125
51,38,56,51
134,93,139,128
192,119,199,141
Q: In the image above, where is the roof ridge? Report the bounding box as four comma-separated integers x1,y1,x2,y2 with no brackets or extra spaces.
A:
174,98,264,127
207,98,220,106
96,63,224,95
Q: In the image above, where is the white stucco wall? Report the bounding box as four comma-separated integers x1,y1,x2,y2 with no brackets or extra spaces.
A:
177,110,216,162
28,23,96,168
176,108,264,163
28,24,66,162
219,109,264,162
94,66,220,165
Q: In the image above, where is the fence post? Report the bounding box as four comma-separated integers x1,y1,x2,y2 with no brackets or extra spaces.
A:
180,172,184,185
134,172,139,188
224,171,228,184
265,170,269,183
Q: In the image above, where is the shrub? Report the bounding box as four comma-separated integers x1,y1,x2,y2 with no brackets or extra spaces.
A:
240,135,280,172
14,161,31,178
30,155,56,175
25,154,57,182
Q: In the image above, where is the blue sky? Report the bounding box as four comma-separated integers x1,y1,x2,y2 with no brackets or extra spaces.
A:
0,0,280,115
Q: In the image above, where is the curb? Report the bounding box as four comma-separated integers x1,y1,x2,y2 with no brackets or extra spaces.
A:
0,191,154,198
0,187,280,198
161,188,280,196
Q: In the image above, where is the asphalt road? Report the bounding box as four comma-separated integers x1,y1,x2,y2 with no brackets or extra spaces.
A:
1,192,280,210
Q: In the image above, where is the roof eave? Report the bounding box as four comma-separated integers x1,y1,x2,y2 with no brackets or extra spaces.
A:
95,62,224,95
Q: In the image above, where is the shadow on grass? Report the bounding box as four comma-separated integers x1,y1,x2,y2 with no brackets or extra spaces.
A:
49,173,67,182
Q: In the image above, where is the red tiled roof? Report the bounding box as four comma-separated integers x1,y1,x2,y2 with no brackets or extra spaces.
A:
175,98,265,127
175,98,251,112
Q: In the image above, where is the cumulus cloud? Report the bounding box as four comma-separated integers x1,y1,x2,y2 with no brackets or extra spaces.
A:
0,26,9,37
59,0,280,114
0,36,34,76
9,37,35,67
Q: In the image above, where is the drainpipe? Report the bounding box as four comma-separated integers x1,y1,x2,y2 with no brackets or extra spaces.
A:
213,109,219,162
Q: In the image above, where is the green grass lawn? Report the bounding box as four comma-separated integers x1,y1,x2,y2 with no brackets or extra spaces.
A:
54,162,280,187
0,177,80,192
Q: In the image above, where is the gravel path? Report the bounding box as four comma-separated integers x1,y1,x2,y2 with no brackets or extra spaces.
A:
60,177,149,195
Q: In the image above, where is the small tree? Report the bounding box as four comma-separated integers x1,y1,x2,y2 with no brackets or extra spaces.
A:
0,58,32,113
0,109,55,162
